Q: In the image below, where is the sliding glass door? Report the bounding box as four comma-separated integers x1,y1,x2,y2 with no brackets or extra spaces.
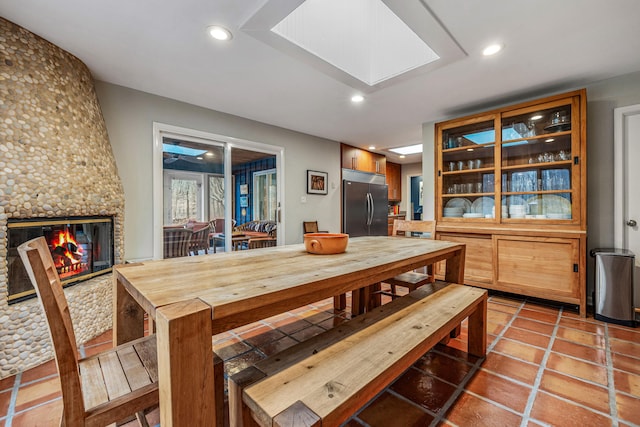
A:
153,123,284,258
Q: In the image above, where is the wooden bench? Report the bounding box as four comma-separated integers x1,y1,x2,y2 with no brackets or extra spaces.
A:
229,282,487,427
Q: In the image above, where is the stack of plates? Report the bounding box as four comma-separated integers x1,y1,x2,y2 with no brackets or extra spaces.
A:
509,204,527,218
443,207,463,217
462,213,483,218
547,213,571,219
471,197,494,216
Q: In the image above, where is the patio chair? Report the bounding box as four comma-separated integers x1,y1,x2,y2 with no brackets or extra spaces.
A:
188,223,210,255
163,227,192,258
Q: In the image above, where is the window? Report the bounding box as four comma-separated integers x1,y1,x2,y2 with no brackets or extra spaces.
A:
253,169,277,221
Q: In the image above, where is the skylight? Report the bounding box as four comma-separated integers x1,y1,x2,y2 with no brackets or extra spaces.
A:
389,144,423,155
162,143,208,157
270,0,440,86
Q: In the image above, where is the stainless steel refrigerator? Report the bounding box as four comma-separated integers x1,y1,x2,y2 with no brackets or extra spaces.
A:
343,173,388,237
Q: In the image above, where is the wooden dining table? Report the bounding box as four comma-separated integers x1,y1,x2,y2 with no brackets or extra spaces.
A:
113,236,466,426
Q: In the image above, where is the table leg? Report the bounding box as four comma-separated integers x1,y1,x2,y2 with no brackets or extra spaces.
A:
444,245,466,284
367,282,382,311
113,273,145,345
156,299,216,426
333,293,346,311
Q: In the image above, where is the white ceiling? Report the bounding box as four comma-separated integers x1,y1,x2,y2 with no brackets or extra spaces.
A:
3,0,640,163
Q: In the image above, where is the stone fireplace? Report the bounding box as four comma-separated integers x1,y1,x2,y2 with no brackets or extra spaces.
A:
0,18,125,377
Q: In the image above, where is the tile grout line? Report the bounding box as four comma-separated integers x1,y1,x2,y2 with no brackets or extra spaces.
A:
519,307,562,427
604,323,620,426
5,371,22,427
428,297,527,427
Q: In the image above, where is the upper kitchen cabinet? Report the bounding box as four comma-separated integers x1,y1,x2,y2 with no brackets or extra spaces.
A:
386,161,401,201
434,89,588,316
341,144,386,175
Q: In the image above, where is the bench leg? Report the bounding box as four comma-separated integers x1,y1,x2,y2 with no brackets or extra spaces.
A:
467,295,488,357
213,353,225,427
333,293,346,311
229,366,267,427
273,401,321,427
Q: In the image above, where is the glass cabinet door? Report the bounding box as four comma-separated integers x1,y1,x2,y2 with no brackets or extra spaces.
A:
500,100,575,222
441,119,496,219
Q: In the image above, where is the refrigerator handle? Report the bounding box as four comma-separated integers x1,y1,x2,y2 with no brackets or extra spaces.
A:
366,192,372,225
369,192,375,225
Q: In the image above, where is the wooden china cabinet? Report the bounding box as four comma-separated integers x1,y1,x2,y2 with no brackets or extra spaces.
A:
434,89,587,316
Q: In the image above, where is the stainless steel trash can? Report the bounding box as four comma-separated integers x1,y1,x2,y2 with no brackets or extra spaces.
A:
590,248,636,327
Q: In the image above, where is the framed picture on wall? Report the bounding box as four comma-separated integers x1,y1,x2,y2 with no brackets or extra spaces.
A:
240,195,248,207
240,184,248,195
307,170,328,195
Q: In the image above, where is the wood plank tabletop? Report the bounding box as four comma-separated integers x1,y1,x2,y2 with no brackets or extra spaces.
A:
115,236,463,325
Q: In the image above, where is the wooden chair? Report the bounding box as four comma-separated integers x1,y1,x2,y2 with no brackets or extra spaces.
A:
302,221,328,234
17,237,159,427
163,227,192,258
384,220,437,297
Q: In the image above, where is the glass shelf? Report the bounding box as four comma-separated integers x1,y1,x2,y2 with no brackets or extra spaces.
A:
438,97,578,222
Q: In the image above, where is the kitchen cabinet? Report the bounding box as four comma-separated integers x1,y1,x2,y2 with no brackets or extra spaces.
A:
341,143,386,174
386,161,401,201
434,89,587,316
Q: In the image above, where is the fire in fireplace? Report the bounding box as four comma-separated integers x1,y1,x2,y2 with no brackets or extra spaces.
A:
7,217,114,303
51,229,90,278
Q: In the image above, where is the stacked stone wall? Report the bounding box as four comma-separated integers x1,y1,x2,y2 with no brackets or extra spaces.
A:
0,18,124,377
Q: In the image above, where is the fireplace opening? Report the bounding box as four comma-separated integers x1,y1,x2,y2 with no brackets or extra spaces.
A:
7,217,114,304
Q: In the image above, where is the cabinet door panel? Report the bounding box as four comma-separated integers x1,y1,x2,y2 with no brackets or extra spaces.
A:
437,233,493,284
495,236,579,299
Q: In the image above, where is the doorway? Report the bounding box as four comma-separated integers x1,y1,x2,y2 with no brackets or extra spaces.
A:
153,123,284,259
410,175,423,220
614,104,640,314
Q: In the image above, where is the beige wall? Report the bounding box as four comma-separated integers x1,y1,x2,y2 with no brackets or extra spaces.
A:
95,82,341,260
421,70,640,298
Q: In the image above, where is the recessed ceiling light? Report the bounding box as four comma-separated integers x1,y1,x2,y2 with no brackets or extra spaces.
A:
351,94,364,103
545,138,555,143
399,155,406,159
208,26,233,41
531,114,543,120
389,144,422,155
466,148,474,152
482,44,502,56
368,146,376,150
205,152,214,157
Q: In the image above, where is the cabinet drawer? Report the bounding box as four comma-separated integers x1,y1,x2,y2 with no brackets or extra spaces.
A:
495,235,580,300
437,233,493,284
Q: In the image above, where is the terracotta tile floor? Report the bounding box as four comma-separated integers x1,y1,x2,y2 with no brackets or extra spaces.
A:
2,289,639,427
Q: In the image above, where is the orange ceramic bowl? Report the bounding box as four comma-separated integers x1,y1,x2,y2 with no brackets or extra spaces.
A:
304,233,349,255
